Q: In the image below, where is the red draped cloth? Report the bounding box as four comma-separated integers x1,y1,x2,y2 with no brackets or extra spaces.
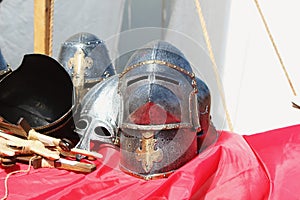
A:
0,124,299,200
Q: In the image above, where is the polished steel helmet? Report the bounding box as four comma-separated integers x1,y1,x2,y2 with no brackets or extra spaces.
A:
58,32,116,104
118,41,201,180
74,75,120,154
0,49,11,81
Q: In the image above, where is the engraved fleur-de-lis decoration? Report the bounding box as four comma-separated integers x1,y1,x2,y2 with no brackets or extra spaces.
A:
135,131,163,173
67,48,93,102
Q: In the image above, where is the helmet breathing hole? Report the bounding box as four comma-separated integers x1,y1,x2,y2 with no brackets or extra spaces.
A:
94,126,111,137
76,120,88,130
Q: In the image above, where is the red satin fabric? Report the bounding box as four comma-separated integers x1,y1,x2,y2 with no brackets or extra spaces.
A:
0,124,299,200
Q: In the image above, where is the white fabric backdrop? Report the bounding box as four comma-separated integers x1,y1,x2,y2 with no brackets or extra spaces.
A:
223,0,300,134
166,0,300,134
0,0,125,69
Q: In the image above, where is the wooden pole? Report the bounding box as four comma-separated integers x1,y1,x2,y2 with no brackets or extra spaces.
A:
34,0,53,56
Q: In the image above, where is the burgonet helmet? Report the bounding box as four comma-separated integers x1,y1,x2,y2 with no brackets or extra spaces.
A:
58,32,116,104
0,49,11,81
118,41,201,180
0,54,78,141
74,75,120,153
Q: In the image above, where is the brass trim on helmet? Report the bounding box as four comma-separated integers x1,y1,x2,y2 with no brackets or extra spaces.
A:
119,60,198,93
119,164,174,181
135,131,163,173
121,122,195,131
